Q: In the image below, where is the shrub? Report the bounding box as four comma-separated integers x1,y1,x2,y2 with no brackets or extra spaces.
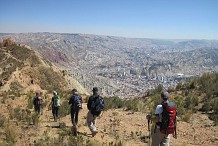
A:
184,96,198,110
0,114,5,127
201,101,211,113
211,98,218,113
4,124,17,144
182,111,192,123
59,100,70,118
104,96,125,109
13,107,22,121
10,81,23,91
32,113,39,126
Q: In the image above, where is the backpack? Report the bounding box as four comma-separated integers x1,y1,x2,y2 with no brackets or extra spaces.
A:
72,95,82,109
53,95,60,107
33,95,43,105
160,103,177,134
91,96,104,112
33,96,38,105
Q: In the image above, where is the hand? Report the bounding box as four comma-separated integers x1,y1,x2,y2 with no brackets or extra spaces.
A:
146,115,151,120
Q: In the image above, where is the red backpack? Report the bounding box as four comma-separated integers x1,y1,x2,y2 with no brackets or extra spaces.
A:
160,103,177,135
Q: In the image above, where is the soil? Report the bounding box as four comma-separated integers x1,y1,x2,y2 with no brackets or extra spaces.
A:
0,95,217,146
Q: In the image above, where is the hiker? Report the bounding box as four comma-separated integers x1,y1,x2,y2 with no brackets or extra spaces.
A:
33,91,43,115
87,87,104,137
146,91,177,146
50,91,60,121
69,89,82,127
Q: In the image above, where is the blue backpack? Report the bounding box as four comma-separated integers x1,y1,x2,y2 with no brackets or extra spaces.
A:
91,96,104,112
72,95,82,109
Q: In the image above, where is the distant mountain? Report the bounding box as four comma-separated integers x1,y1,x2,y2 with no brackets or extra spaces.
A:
0,33,218,97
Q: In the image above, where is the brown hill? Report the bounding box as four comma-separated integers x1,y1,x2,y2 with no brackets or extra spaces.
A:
0,38,88,95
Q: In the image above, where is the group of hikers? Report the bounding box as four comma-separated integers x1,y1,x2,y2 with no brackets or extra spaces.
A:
33,87,177,146
33,87,104,137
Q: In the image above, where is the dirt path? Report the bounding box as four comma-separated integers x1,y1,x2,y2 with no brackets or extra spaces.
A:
0,95,217,146
35,103,218,146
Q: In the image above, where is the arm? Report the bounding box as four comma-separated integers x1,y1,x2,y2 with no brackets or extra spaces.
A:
146,114,160,122
146,104,162,122
69,96,72,105
49,97,53,107
87,96,92,110
80,96,82,103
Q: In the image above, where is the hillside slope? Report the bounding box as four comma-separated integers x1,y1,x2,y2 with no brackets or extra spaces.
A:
0,38,88,94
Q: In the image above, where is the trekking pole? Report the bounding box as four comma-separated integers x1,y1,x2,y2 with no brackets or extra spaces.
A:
173,117,177,139
173,126,177,139
148,118,151,146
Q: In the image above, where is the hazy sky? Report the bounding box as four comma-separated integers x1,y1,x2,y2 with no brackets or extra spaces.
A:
0,0,218,39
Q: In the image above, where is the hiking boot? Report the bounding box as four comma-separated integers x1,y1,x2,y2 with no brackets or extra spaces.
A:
72,126,77,136
92,131,98,137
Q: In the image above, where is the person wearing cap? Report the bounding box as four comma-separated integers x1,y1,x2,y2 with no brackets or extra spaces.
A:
50,91,60,121
69,89,82,135
87,87,104,137
146,91,176,146
33,91,43,114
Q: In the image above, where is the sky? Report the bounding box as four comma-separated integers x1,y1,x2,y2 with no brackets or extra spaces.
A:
0,0,218,39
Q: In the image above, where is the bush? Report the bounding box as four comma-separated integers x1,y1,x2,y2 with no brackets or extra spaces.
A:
0,114,5,127
10,81,23,91
201,101,211,113
184,96,199,110
211,98,218,113
173,97,185,116
32,113,40,126
125,98,147,112
182,111,192,123
59,100,70,118
4,124,17,144
104,96,125,109
13,107,22,121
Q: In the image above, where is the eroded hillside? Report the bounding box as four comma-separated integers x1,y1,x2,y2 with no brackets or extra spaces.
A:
0,38,88,94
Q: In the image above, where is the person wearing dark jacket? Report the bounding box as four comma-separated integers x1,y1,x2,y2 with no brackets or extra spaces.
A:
33,91,43,115
69,89,82,127
87,87,104,137
50,91,60,121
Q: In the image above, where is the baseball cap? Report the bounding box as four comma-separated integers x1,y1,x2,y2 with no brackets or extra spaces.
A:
161,91,170,99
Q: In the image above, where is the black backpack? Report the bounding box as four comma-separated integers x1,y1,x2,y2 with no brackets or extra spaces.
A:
33,96,38,105
72,95,82,109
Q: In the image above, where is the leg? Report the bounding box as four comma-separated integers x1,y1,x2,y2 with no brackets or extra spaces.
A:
75,109,79,125
56,107,59,119
36,105,40,114
52,107,55,120
34,106,37,113
38,105,41,115
54,107,58,121
87,111,97,133
152,128,168,146
71,109,76,126
160,134,170,146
